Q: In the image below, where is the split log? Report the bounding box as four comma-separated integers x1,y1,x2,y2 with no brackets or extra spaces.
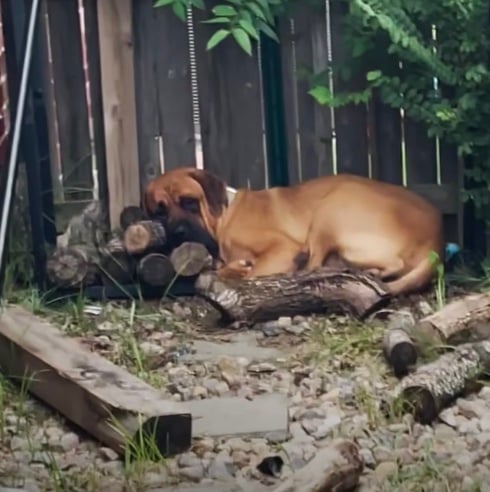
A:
271,439,363,492
195,267,390,324
413,292,490,346
119,205,146,230
99,236,136,286
382,310,417,378
137,253,176,287
47,245,100,288
169,242,213,277
124,220,167,255
0,305,191,457
388,340,490,425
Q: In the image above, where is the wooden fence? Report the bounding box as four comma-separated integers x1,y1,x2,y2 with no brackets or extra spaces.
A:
1,0,464,244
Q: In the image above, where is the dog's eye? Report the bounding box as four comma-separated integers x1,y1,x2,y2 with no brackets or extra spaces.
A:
180,197,200,214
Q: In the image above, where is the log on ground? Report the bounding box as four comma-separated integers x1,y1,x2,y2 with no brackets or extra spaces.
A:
382,311,418,378
388,340,490,425
47,244,100,288
99,236,136,286
124,220,167,255
137,253,176,287
0,305,191,457
413,292,490,346
271,439,364,492
195,267,390,323
169,242,213,277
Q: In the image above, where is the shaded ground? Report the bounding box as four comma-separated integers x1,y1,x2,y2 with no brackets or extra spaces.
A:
1,285,490,492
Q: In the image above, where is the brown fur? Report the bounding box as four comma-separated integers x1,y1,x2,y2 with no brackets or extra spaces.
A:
143,167,444,296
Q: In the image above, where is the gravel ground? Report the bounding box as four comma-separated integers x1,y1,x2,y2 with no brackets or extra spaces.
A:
1,289,490,492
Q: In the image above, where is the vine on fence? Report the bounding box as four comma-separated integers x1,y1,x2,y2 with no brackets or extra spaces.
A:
155,0,490,219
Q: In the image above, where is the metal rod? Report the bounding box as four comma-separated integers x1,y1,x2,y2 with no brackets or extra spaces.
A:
0,0,40,291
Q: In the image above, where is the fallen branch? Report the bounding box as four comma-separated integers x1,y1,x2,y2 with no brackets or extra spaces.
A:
388,340,490,425
169,242,212,277
271,439,363,492
413,292,490,346
124,220,167,255
195,267,389,323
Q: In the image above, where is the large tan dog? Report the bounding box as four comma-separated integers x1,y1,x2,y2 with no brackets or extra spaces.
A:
143,167,444,295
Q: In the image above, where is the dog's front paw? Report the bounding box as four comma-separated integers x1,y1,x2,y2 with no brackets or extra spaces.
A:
217,259,253,280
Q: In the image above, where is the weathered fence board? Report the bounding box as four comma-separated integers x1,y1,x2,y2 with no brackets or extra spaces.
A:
97,0,140,228
46,0,93,201
280,4,334,184
133,0,196,191
194,8,266,189
330,0,369,177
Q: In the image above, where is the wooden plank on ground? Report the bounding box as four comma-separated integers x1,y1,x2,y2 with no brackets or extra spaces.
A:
194,7,266,189
46,0,93,201
133,0,196,191
279,4,334,184
330,0,369,177
97,0,141,229
0,305,191,456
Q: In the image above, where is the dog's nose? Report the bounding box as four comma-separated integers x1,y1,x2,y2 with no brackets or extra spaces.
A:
173,225,187,239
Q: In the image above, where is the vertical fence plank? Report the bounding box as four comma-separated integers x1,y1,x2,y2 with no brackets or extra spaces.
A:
279,5,333,184
330,0,369,177
194,8,266,189
46,0,93,201
133,0,196,191
404,118,437,185
82,0,108,204
97,0,140,228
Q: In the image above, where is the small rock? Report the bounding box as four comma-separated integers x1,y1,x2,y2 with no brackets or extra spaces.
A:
276,316,292,328
359,448,376,468
247,362,277,374
179,466,204,482
312,415,341,440
59,432,79,452
373,461,398,482
439,408,457,427
284,325,305,336
259,321,282,337
301,419,320,436
178,452,202,468
140,341,164,357
191,386,208,399
462,476,476,491
207,452,236,480
231,450,250,468
192,437,215,457
10,436,30,452
458,418,480,435
100,447,119,461
434,423,458,439
143,470,169,487
417,300,433,316
373,446,392,463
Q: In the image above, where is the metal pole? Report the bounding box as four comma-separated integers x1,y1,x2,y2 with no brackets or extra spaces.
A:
0,0,40,295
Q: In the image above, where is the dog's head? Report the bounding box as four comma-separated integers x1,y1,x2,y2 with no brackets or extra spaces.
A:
142,167,228,257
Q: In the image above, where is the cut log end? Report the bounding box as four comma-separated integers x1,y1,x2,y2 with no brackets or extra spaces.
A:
169,242,213,277
137,253,176,287
47,245,98,288
383,329,418,378
124,221,167,255
99,237,135,286
119,205,147,230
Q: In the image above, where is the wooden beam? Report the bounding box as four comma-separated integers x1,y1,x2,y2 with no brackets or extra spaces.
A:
0,305,191,456
96,0,140,229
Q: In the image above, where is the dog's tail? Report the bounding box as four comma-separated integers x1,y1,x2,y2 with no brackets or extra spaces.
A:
384,255,438,296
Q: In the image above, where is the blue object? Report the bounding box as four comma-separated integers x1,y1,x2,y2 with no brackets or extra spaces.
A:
445,242,461,260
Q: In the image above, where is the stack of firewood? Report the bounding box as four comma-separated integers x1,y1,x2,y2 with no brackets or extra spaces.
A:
47,203,213,290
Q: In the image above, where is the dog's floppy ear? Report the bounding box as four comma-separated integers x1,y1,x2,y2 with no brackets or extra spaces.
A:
189,169,228,216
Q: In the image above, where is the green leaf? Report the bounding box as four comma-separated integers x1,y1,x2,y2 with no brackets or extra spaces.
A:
366,70,382,82
247,2,266,21
238,19,259,40
206,29,231,51
202,17,232,24
172,1,186,21
257,21,279,42
154,0,174,7
212,5,237,17
308,86,333,106
190,0,205,9
232,28,252,56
